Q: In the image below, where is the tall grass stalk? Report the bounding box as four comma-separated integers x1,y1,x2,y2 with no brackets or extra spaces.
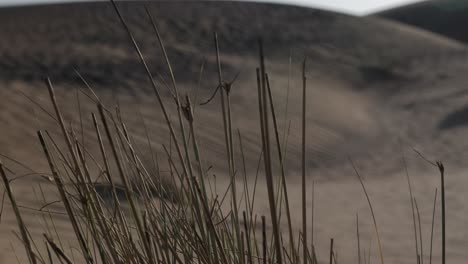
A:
110,0,192,198
437,162,445,264
357,213,361,264
430,188,437,264
311,179,315,264
214,33,242,261
257,39,282,264
401,141,420,263
301,59,308,264
414,198,423,264
265,73,296,261
350,158,384,264
0,162,37,264
45,79,97,263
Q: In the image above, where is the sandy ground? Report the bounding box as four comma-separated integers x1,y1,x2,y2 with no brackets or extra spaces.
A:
2,1,468,263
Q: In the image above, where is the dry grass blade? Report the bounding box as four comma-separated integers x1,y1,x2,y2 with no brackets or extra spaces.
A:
265,73,296,261
349,158,384,264
192,178,228,264
437,161,445,264
44,234,73,264
110,0,190,189
37,130,93,263
213,32,241,256
97,104,155,263
400,141,419,263
0,161,37,264
44,78,97,263
357,213,361,264
243,211,253,264
311,179,315,263
301,58,308,264
257,39,282,264
430,188,437,264
91,113,126,230
414,197,423,264
262,216,267,264
144,3,195,193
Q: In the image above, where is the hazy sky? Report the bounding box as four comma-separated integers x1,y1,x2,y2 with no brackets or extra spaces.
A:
0,0,425,15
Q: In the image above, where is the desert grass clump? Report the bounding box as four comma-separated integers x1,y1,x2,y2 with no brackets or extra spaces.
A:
0,1,452,264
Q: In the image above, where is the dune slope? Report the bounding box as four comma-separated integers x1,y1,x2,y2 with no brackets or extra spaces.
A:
378,0,468,44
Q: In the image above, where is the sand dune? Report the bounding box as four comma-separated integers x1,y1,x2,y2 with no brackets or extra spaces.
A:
2,1,468,262
377,0,468,44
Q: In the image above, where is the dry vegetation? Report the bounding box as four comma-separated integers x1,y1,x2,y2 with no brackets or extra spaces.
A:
0,1,457,264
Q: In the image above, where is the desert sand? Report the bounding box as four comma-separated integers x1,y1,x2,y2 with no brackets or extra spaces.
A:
1,1,468,263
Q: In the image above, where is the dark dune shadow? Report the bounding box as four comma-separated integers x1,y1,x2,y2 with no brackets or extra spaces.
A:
378,0,468,44
439,105,468,130
94,183,131,202
359,65,400,83
93,181,180,204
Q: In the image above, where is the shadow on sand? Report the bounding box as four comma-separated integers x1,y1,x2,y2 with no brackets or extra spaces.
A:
439,105,468,130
